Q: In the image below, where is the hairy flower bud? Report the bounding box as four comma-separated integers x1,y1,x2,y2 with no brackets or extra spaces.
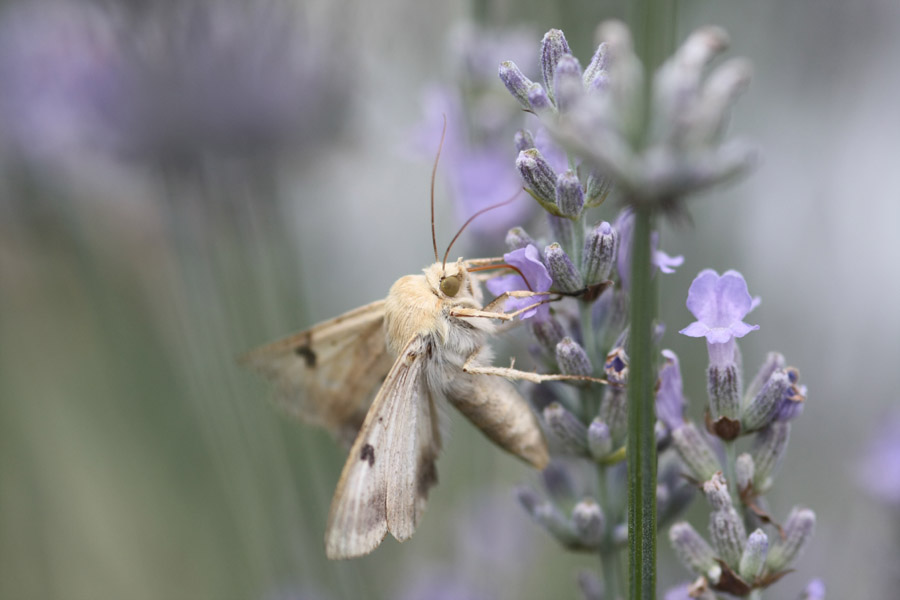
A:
741,369,791,431
505,226,537,252
514,129,536,153
544,402,588,454
582,42,608,88
587,418,613,460
541,461,578,505
516,148,557,205
499,60,534,110
534,502,577,544
530,315,565,354
572,499,605,548
708,361,741,423
744,352,785,404
527,83,553,114
739,528,769,581
540,29,571,103
672,422,721,482
708,504,747,569
735,452,755,494
669,521,718,579
553,54,584,112
555,169,585,218
702,472,732,512
765,507,815,572
584,169,612,206
582,221,617,285
545,243,584,293
751,422,790,493
556,337,593,377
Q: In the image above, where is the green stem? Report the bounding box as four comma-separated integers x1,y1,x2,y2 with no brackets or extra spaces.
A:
626,205,657,600
724,440,738,500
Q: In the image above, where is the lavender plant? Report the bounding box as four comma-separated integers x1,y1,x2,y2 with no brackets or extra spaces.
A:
488,23,818,599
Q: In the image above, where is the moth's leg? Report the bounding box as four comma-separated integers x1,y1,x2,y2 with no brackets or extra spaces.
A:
462,352,609,385
481,290,551,314
450,297,548,322
464,257,505,266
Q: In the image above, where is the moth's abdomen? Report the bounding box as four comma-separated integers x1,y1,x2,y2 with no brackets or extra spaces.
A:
444,373,549,469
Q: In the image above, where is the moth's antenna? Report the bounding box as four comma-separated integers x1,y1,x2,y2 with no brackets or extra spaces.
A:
468,263,534,292
431,115,447,263
442,189,522,272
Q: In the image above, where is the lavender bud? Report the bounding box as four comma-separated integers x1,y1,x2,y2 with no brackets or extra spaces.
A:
669,521,718,578
587,418,613,459
572,499,605,548
742,369,791,432
582,42,608,88
605,347,629,383
735,452,755,494
545,243,584,293
505,226,537,251
534,502,577,543
584,170,612,206
516,486,541,515
751,422,790,493
542,460,578,504
499,61,534,110
543,402,588,454
745,352,785,404
672,423,721,482
514,129,536,153
540,29,571,103
708,362,741,422
530,316,565,354
555,169,585,218
702,472,733,512
516,149,557,205
527,83,553,114
556,337,593,377
577,571,603,600
553,54,584,112
739,528,769,581
582,221,617,285
766,507,816,571
708,506,747,569
774,368,805,422
548,214,574,252
599,386,628,444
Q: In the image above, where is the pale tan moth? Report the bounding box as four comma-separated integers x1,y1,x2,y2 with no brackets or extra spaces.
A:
240,121,605,559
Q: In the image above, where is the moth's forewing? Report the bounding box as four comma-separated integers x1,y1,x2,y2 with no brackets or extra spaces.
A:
325,335,440,560
239,300,394,444
445,370,549,469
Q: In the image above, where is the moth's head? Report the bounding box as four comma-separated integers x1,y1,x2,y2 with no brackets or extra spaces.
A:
425,259,470,299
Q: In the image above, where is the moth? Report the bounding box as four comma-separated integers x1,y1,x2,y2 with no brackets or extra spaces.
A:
240,123,601,559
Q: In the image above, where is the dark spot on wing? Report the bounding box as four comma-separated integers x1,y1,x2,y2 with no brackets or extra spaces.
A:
360,443,376,467
295,345,317,367
417,457,438,497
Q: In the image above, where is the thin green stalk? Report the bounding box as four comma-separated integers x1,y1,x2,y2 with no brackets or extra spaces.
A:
724,440,738,501
598,467,620,600
626,205,657,600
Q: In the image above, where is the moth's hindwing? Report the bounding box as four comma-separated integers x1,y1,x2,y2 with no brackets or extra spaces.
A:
325,334,441,560
239,299,394,443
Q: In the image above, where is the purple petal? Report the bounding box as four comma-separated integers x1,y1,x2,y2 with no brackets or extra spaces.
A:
715,270,755,326
685,269,720,324
486,245,551,320
654,249,684,274
679,321,710,338
728,321,760,339
656,350,685,430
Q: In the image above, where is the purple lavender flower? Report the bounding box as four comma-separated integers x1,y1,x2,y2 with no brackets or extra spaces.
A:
800,578,826,600
858,410,900,506
656,349,686,431
679,269,760,367
485,244,552,320
614,208,684,290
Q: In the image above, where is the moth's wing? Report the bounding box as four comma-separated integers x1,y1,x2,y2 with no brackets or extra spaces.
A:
239,299,394,442
325,334,441,560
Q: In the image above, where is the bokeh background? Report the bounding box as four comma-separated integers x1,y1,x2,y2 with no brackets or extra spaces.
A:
1,0,898,598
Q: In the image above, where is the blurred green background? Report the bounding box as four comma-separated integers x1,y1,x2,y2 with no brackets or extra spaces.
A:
1,0,898,598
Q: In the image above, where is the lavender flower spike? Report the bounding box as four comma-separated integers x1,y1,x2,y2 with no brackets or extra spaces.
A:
680,269,760,367
499,61,534,110
485,244,552,320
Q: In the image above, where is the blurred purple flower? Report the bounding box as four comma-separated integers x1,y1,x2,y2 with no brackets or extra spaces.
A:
663,583,692,600
417,87,528,234
485,244,551,320
396,568,491,600
680,269,759,366
0,2,120,160
656,349,686,431
859,411,900,506
800,578,826,600
614,208,684,290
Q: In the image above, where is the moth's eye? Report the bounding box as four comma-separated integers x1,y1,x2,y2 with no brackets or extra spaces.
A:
440,275,461,297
